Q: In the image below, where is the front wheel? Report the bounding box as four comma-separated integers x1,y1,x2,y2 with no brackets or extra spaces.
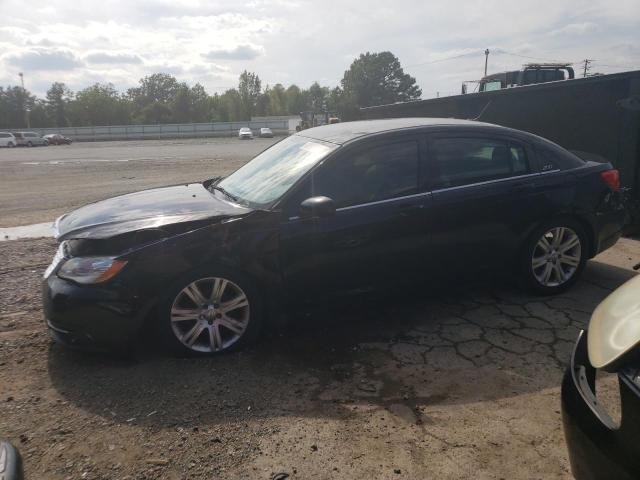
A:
521,220,587,295
27,141,33,147
7,141,14,147
159,269,262,356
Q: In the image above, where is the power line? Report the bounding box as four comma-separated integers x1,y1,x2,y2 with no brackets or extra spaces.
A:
495,50,573,64
590,61,639,69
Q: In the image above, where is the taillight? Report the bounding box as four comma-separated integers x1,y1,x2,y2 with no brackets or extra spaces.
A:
600,169,620,191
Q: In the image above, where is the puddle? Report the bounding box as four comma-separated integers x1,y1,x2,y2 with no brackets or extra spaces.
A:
0,222,55,241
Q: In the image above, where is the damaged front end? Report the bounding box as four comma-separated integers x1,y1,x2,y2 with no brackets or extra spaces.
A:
42,182,281,352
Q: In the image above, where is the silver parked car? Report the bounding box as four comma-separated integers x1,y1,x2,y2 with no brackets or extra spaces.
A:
238,127,254,140
13,131,48,147
259,127,274,138
0,132,17,147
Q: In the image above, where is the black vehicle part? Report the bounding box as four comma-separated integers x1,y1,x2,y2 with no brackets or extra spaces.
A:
562,330,640,480
0,440,23,480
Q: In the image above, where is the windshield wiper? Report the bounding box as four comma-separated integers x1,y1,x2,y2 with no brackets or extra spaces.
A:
210,185,239,202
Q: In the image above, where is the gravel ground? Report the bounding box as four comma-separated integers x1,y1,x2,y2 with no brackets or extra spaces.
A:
0,138,279,227
1,138,639,478
1,236,638,479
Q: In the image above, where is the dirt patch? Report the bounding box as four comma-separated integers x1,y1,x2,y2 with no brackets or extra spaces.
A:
0,238,638,479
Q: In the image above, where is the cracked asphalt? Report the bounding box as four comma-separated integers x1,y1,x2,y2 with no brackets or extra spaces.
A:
1,236,638,479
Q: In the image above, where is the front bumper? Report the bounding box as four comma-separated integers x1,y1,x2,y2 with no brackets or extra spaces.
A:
43,274,153,351
561,330,640,480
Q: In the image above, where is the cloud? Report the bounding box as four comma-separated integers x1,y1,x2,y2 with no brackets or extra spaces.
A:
0,0,638,98
202,44,263,61
549,22,599,36
86,52,143,64
6,48,82,70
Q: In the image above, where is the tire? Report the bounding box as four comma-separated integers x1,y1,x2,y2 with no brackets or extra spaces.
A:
27,141,33,147
7,142,14,147
520,218,588,295
43,140,49,146
157,266,263,356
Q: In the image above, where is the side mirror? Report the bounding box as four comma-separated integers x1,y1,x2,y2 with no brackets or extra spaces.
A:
0,440,24,480
300,196,336,218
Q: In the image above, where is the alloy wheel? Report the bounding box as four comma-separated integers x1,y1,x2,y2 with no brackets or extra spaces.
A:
170,277,250,353
531,227,582,287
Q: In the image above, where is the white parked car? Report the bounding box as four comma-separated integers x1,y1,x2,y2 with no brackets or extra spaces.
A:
13,131,48,147
0,132,17,147
238,127,254,140
259,127,274,138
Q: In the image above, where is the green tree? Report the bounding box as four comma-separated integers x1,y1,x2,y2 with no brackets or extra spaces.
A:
341,51,421,107
327,86,359,121
171,83,192,123
285,84,305,115
238,71,261,120
0,86,35,129
70,83,131,126
45,82,73,127
190,83,210,122
128,73,180,123
306,82,329,111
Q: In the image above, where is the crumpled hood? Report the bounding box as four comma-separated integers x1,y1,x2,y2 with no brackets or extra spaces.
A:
56,183,251,240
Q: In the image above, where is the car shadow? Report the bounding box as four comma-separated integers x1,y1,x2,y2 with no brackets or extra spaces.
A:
47,260,637,429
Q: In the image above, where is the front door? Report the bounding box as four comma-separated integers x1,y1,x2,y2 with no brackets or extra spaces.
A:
279,134,434,302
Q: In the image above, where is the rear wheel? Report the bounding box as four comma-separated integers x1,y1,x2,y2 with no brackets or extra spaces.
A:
27,141,33,147
521,220,587,295
159,268,262,356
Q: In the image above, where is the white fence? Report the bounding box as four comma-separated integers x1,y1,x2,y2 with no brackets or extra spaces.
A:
33,120,289,142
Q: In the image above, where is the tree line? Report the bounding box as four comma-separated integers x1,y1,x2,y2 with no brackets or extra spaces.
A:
0,51,422,129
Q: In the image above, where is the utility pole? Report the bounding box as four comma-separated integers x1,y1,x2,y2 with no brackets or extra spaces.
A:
18,72,30,128
582,59,592,78
484,49,490,76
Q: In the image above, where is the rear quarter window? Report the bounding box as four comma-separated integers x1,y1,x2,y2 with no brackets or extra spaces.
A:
536,143,585,171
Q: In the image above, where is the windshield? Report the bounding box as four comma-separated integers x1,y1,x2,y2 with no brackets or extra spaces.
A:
217,135,336,208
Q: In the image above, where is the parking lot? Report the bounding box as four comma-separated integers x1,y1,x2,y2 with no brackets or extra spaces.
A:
0,138,639,479
0,138,279,227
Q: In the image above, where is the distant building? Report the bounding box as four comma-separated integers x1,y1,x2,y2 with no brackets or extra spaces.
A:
252,115,300,133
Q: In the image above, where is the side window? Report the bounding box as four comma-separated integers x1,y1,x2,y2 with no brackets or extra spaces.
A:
310,140,419,208
430,137,529,189
483,80,502,91
509,144,528,174
537,147,561,172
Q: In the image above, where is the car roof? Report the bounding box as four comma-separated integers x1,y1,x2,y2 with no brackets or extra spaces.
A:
295,117,515,145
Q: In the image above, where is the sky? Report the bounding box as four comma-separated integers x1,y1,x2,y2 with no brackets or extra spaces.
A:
0,0,639,100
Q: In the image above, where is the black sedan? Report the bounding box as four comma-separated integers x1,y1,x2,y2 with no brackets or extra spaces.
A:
43,118,626,355
562,275,640,480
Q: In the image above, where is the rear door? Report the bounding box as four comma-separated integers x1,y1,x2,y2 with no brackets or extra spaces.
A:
279,133,434,300
425,132,541,276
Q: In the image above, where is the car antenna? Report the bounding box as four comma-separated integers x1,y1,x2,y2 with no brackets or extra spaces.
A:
469,100,492,121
